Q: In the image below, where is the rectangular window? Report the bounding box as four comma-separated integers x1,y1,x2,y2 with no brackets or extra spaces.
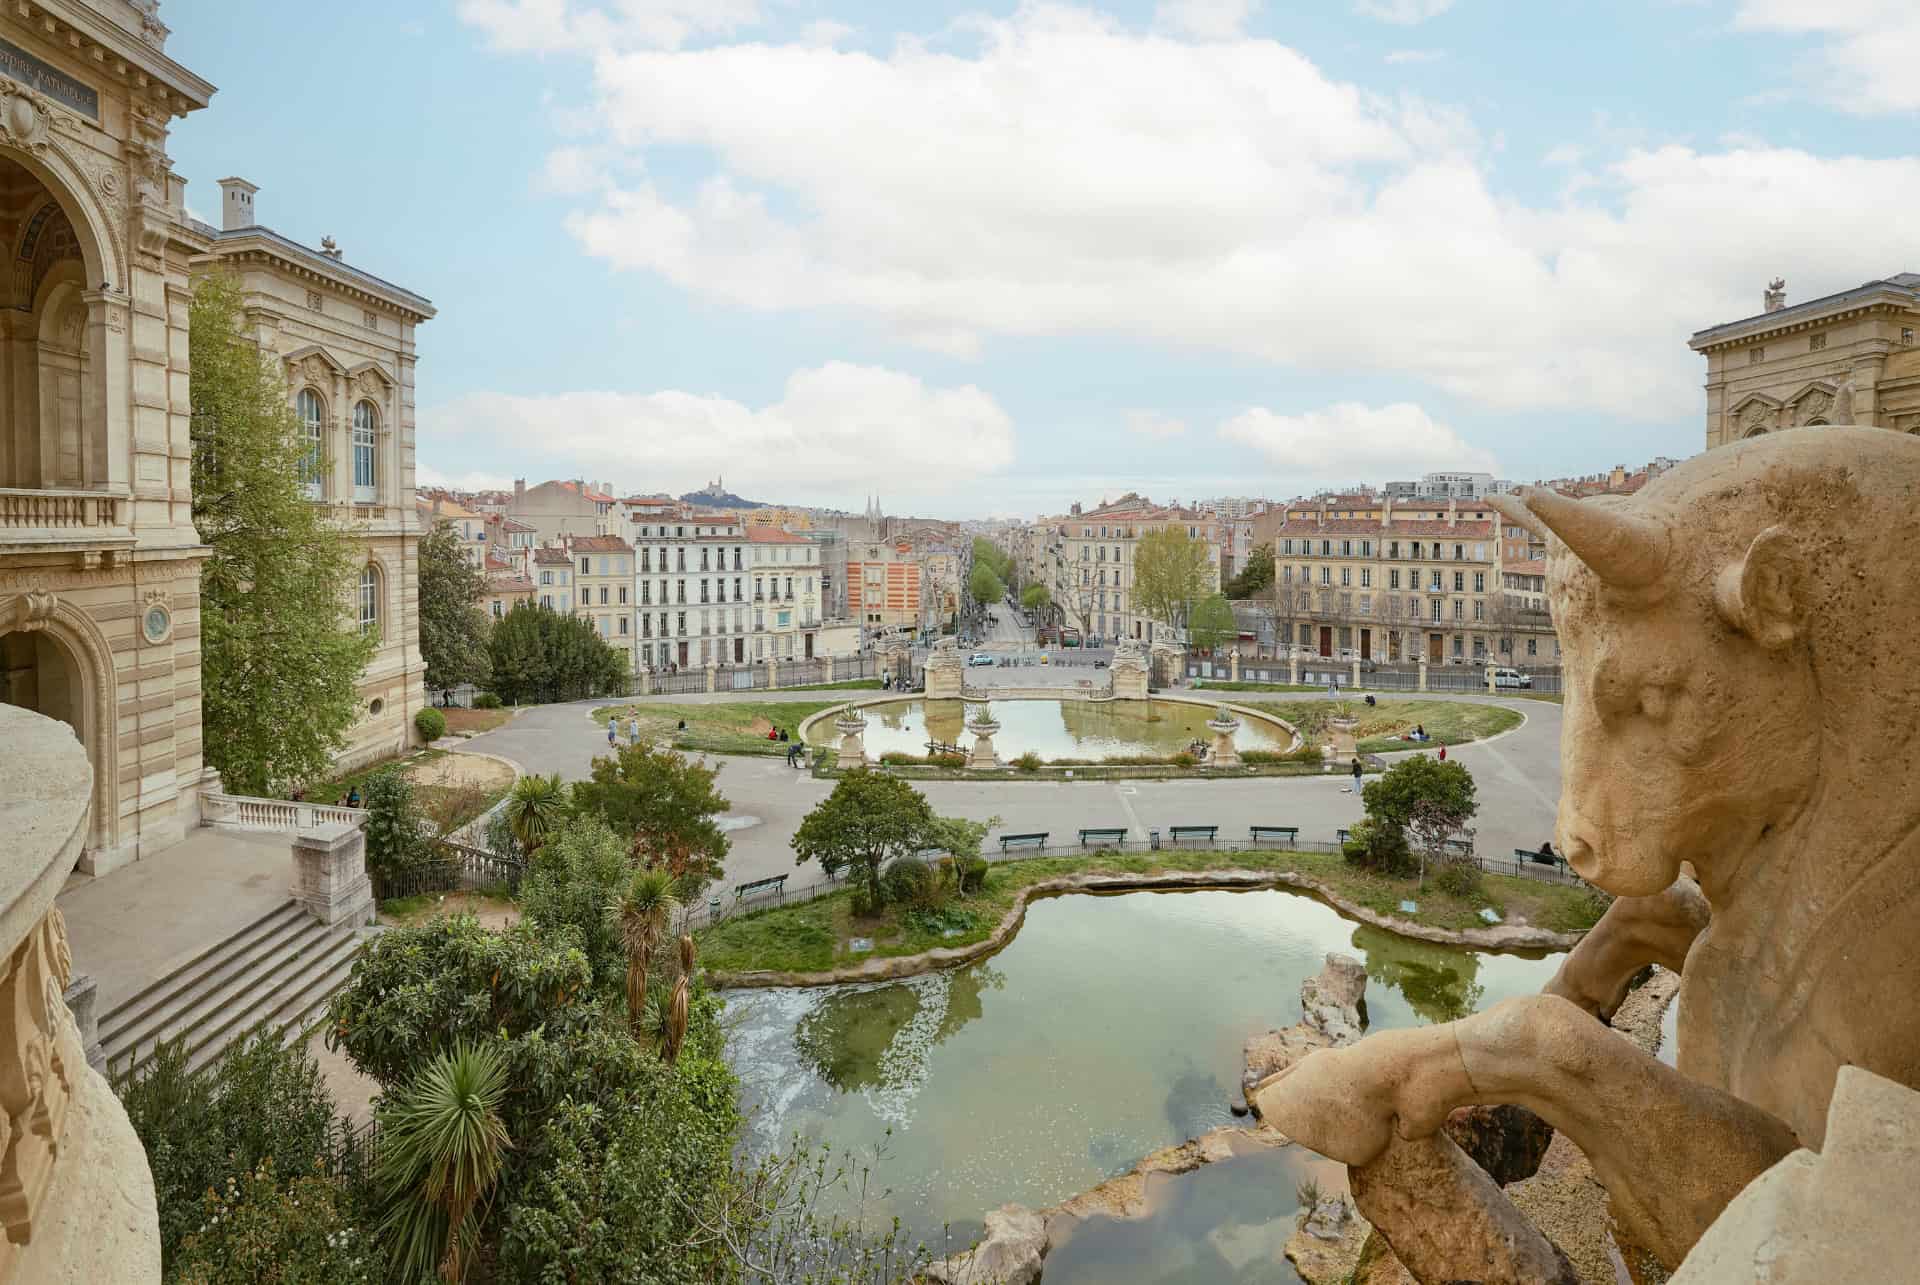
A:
1527,638,1538,656
1359,593,1371,615
580,557,590,575
1320,566,1331,586
1360,568,1372,588
1452,599,1464,621
1339,567,1351,586
676,580,686,604
1473,600,1485,621
1473,572,1485,593
619,586,628,604
1282,565,1292,584
1454,544,1464,560
1340,540,1352,556
1389,569,1400,590
1339,593,1352,614
1431,599,1442,621
1320,540,1332,556
1453,571,1464,592
676,612,687,636
1389,541,1399,559
599,587,609,605
1361,540,1371,557
700,583,710,604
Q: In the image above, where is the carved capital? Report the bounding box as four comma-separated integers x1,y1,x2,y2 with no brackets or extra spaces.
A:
5,591,57,634
0,907,78,1261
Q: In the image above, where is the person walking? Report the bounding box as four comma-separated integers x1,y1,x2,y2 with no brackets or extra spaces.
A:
607,720,617,748
627,716,639,745
1350,756,1362,791
1437,744,1448,762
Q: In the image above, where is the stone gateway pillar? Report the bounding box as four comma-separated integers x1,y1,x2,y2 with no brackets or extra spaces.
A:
290,822,375,932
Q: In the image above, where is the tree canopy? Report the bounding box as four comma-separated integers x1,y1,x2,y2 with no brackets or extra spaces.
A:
1224,544,1275,598
968,562,1005,607
1132,527,1214,638
189,271,374,795
1020,583,1051,611
971,536,1014,588
487,601,627,704
791,771,938,904
419,519,493,695
570,741,733,896
1187,592,1238,654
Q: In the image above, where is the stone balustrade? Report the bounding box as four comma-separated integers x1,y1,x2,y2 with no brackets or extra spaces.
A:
201,792,366,834
0,704,160,1280
0,489,129,541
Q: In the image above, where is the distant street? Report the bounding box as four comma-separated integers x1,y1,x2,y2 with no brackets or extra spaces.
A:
461,688,1561,892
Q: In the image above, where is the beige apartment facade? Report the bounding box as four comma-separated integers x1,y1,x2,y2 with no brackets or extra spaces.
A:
568,533,634,673
0,2,216,873
1691,274,1920,448
1022,500,1222,645
189,179,436,771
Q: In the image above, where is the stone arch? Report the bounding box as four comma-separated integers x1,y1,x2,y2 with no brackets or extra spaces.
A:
0,593,120,860
0,141,118,290
1744,426,1769,439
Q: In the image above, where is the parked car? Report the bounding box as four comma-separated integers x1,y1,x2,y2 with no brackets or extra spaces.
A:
1492,666,1533,689
1093,659,1108,669
967,652,995,667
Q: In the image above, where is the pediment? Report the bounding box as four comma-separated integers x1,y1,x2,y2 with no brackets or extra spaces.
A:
281,344,347,389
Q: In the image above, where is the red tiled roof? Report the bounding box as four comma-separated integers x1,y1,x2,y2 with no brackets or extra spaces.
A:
568,535,632,553
1505,559,1547,575
1275,518,1497,538
747,527,810,544
533,548,571,565
489,575,535,593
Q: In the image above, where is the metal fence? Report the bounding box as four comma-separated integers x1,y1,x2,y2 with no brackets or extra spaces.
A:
371,839,528,902
613,653,884,698
1185,657,1562,696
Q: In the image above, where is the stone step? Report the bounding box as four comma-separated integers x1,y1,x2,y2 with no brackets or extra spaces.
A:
100,902,363,1077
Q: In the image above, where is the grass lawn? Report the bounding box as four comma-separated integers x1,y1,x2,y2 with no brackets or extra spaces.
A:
379,888,519,929
1242,698,1523,754
592,700,842,755
698,848,1605,975
441,706,514,735
776,679,883,692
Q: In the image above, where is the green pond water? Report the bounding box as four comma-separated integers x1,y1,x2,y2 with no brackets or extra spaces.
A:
723,888,1563,1276
807,697,1290,761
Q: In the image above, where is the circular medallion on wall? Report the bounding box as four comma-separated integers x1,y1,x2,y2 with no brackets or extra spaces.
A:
142,602,173,645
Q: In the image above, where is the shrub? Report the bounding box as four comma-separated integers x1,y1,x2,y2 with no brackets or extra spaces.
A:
1012,751,1043,773
1169,751,1196,768
414,706,447,742
360,767,435,890
904,905,982,936
878,751,924,766
172,1160,376,1284
849,887,879,918
927,752,966,769
881,855,933,905
473,691,503,709
1048,757,1093,767
1433,859,1483,898
1284,737,1326,765
1342,817,1416,877
518,817,633,988
116,1031,343,1265
1239,749,1282,765
958,856,991,894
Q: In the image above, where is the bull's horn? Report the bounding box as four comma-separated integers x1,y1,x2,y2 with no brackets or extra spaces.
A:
1504,487,1670,589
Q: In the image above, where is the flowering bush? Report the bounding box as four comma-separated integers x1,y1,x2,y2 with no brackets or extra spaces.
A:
172,1160,376,1284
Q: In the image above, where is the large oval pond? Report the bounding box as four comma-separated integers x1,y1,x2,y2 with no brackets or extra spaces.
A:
807,697,1291,761
724,887,1562,1274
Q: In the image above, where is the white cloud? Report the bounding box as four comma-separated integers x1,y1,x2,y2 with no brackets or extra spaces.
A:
455,0,761,54
419,362,1015,507
1154,0,1259,40
1353,0,1455,25
1734,1,1920,115
419,465,517,491
479,3,1920,420
1125,410,1189,439
1219,402,1496,484
1383,48,1445,64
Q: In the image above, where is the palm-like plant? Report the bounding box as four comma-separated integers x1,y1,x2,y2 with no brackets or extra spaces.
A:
663,934,696,1066
609,868,677,1033
376,1040,512,1284
504,773,566,855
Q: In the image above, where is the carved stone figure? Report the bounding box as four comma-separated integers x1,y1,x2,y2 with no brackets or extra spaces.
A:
1829,372,1855,425
1763,277,1786,312
1254,427,1920,1276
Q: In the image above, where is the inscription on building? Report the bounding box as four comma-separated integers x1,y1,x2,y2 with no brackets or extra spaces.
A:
0,37,99,120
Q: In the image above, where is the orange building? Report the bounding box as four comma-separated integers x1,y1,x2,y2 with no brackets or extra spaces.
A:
847,540,923,633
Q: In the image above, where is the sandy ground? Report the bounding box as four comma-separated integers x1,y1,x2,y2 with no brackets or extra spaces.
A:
408,751,515,794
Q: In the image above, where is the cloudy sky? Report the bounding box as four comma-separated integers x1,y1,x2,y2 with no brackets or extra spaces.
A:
163,0,1919,518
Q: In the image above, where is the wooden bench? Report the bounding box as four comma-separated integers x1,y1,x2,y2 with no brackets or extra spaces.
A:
1079,827,1129,848
734,874,788,904
1514,847,1568,870
1168,825,1218,846
999,832,1049,853
1248,825,1299,846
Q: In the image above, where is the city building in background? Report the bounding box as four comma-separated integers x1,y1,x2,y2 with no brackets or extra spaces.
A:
1019,496,1222,645
567,534,634,673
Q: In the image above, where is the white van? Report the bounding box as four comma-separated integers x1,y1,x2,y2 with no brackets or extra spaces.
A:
1492,667,1533,689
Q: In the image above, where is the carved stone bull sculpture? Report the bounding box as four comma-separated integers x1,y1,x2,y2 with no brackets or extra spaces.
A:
1255,427,1920,1276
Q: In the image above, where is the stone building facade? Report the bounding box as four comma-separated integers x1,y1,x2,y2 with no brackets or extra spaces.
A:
1020,499,1222,645
1691,274,1920,448
0,1,216,873
747,525,823,660
567,533,633,673
186,180,435,772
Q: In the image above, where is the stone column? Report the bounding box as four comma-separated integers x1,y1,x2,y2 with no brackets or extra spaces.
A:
290,822,375,933
706,660,718,693
1486,663,1498,694
1229,650,1242,682
1418,657,1429,692
1351,658,1362,689
1289,649,1299,685
767,656,779,690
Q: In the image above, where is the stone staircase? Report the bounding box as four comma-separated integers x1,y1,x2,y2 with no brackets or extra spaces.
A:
98,901,365,1078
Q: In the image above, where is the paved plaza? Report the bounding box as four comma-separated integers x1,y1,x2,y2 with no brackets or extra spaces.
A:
462,687,1563,888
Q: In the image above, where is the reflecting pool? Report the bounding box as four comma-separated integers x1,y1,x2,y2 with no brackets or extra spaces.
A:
723,888,1561,1258
806,698,1290,761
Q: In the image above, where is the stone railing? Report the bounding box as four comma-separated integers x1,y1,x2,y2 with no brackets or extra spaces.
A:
0,488,128,539
1,704,160,1279
201,792,366,834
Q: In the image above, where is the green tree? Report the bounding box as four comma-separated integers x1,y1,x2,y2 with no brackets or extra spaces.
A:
1188,592,1237,654
518,816,632,984
503,773,567,856
375,1041,511,1284
1224,543,1275,598
791,771,938,906
1360,756,1479,885
1021,582,1051,612
570,741,732,895
486,602,548,704
1132,527,1213,642
419,519,493,698
190,271,375,795
968,561,1005,607
609,867,678,1034
486,602,626,704
361,767,433,891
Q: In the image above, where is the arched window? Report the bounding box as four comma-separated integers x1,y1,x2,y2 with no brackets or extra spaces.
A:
352,401,378,502
359,564,380,638
297,389,325,496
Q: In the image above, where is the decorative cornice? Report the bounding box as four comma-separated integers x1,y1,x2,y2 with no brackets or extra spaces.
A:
5,1,214,118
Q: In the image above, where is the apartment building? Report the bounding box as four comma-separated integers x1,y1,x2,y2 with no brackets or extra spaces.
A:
1022,498,1222,644
568,535,634,672
507,477,617,544
747,528,824,660
532,548,573,613
847,540,923,635
419,495,488,567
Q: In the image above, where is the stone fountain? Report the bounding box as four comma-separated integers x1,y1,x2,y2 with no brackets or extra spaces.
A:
833,709,869,769
1205,704,1242,769
965,703,1002,769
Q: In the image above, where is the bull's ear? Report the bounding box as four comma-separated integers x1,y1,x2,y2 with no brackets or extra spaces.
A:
1714,525,1804,649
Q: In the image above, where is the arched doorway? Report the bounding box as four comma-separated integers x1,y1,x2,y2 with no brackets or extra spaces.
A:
0,605,115,863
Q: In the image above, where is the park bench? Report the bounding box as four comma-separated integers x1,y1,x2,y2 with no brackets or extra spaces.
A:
1079,827,1129,848
1336,828,1352,846
1249,825,1299,846
999,832,1049,854
734,874,788,905
1515,847,1568,870
1168,825,1218,846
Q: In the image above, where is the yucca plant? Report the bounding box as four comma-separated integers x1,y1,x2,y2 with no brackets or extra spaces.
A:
504,773,566,856
375,1040,512,1283
609,867,678,1034
663,934,696,1066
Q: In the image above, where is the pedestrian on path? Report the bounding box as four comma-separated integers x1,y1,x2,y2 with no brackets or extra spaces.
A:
1350,757,1362,791
1438,744,1447,762
607,720,617,748
627,716,639,745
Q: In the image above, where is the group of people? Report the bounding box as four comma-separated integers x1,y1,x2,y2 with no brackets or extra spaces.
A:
607,715,645,748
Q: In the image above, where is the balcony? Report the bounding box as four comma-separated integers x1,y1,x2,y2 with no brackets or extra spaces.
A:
0,488,132,553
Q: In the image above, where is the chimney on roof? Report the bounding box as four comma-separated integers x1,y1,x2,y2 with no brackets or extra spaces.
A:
1447,498,1457,527
514,478,525,501
1381,496,1392,529
218,177,258,232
